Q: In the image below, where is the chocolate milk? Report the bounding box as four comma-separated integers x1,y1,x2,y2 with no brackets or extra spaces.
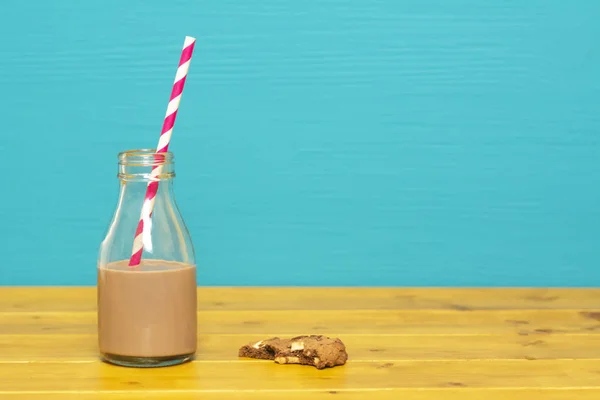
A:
98,259,197,359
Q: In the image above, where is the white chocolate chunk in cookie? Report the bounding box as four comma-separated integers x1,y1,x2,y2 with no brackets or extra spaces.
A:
252,340,264,349
290,341,304,351
275,356,300,364
314,357,320,364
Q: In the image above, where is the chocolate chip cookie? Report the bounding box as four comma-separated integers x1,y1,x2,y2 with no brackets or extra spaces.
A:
239,335,348,369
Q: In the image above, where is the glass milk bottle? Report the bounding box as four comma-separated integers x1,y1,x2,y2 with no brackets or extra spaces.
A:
97,149,197,367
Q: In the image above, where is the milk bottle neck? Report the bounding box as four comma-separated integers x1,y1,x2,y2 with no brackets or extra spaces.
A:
118,148,175,183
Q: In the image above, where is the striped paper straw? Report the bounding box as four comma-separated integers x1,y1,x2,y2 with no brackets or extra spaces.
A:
128,36,196,267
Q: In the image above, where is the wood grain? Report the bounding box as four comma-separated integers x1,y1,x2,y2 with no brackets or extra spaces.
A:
1,287,598,397
1,309,600,335
5,390,600,400
2,333,600,362
1,360,600,391
2,287,599,312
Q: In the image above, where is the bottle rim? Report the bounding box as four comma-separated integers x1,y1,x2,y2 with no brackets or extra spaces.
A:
118,149,174,167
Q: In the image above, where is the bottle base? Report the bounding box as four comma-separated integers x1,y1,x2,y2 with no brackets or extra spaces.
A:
101,352,195,368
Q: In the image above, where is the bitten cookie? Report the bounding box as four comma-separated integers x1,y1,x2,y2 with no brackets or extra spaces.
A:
239,335,348,369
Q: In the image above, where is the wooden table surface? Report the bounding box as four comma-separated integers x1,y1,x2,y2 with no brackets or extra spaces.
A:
1,288,600,399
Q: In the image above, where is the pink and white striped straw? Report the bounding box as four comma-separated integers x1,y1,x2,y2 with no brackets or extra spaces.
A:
128,36,196,267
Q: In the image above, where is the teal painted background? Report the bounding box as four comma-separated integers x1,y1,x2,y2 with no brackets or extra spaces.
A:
0,1,598,286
